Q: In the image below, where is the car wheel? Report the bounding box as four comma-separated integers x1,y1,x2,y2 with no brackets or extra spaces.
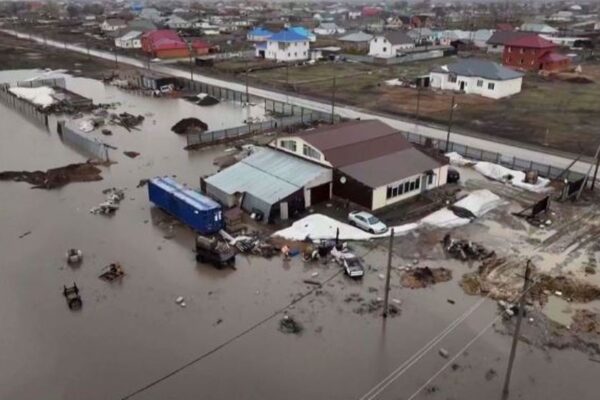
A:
369,228,375,234
349,221,356,226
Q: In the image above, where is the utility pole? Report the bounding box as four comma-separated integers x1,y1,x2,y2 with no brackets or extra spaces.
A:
330,75,336,124
382,228,395,318
501,260,532,400
245,58,250,105
592,156,600,191
189,51,194,81
445,95,456,152
415,86,422,122
114,49,118,69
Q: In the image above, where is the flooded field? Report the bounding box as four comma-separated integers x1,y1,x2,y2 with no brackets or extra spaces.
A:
1,69,599,400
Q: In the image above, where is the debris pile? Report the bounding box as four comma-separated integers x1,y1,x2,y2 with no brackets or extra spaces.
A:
90,188,125,216
571,310,600,335
99,263,125,282
279,315,303,334
66,248,83,265
0,162,103,189
63,283,82,310
171,118,209,135
196,93,220,106
401,267,452,289
442,234,495,261
111,112,144,131
123,151,140,158
461,257,600,303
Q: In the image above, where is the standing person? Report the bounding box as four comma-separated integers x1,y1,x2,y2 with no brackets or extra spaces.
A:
281,244,290,260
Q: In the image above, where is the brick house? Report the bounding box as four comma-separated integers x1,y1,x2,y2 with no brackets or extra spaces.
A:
141,30,211,59
502,35,571,72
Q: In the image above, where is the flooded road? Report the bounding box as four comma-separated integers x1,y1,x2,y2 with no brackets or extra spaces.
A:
1,70,599,400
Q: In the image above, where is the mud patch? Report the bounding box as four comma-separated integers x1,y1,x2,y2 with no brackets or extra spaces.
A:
0,162,103,189
171,118,208,134
279,315,303,334
401,267,452,289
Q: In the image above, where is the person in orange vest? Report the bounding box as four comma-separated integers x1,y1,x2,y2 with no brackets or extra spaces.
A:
281,244,290,260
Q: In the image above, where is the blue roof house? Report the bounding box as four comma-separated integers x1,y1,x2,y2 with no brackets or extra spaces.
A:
263,29,310,61
247,27,274,42
289,26,316,42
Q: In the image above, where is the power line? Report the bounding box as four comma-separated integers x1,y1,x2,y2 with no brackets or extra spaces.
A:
120,270,343,400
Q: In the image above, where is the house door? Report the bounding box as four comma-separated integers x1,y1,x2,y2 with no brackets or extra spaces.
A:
309,183,331,205
460,81,465,91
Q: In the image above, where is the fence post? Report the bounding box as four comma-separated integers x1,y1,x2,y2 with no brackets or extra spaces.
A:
512,157,516,168
529,161,534,171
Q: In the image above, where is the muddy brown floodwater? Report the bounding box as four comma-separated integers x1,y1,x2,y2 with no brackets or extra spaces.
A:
1,69,599,400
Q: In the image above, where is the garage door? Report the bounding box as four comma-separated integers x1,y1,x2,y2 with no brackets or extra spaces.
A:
310,183,330,205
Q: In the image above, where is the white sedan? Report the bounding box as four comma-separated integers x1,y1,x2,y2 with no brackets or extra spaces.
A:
348,211,388,234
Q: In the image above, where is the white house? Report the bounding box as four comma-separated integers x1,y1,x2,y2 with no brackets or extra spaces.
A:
314,22,346,36
101,18,127,32
166,15,192,29
368,31,415,58
115,30,143,49
429,59,524,100
263,29,310,61
520,23,559,35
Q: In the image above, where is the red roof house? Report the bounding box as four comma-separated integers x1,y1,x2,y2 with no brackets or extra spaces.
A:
140,30,210,59
502,35,570,72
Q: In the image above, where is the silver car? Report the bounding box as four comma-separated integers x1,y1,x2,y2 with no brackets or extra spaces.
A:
348,211,388,234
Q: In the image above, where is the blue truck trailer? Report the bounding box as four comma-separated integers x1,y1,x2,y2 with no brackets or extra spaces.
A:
148,177,223,235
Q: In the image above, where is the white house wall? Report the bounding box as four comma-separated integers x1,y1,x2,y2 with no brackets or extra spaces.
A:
429,72,522,99
265,40,309,61
269,137,332,166
368,37,415,58
371,165,448,210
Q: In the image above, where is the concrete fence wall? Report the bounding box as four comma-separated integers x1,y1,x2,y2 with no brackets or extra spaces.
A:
403,131,584,181
184,80,249,103
16,77,66,89
0,83,48,127
58,121,110,162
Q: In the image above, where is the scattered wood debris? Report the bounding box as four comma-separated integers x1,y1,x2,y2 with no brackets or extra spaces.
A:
0,162,103,189
401,267,452,289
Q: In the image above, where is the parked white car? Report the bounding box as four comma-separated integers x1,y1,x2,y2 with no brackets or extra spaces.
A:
348,211,388,234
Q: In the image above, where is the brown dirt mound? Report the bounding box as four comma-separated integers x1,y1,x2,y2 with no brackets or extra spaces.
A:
171,118,209,134
401,267,452,289
0,162,103,189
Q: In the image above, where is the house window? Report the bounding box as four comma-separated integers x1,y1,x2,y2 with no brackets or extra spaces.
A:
383,47,387,52
488,82,495,90
428,174,434,185
280,139,296,152
508,47,512,53
386,187,392,199
404,181,410,192
519,59,524,65
519,48,524,54
477,80,483,87
302,144,320,159
415,178,420,190
449,75,457,83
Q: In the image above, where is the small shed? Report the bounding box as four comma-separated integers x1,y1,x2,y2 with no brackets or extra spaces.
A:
204,148,332,223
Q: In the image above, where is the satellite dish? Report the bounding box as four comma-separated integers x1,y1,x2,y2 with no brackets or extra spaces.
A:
340,176,347,184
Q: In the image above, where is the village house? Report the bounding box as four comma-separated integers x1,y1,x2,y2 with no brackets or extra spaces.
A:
338,31,373,52
502,35,571,72
115,30,143,49
407,27,435,44
486,31,532,53
314,22,346,36
260,29,310,61
520,22,559,35
429,59,524,99
165,15,192,30
368,31,415,58
247,27,274,42
141,30,211,59
101,18,127,32
289,26,316,42
269,120,447,211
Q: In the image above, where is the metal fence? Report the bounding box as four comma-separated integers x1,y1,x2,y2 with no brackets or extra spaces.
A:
16,77,66,89
0,83,48,127
58,121,110,162
184,80,249,103
186,111,335,147
403,131,584,181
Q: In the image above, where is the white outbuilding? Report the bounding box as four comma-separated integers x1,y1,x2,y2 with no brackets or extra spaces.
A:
429,59,524,99
115,31,143,49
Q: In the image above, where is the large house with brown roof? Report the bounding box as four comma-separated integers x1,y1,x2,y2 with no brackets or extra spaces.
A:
270,120,448,210
502,35,571,72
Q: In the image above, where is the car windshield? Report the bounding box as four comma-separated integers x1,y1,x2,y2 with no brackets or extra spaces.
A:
347,258,362,268
367,216,380,224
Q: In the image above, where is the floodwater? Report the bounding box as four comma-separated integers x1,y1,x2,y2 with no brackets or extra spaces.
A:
1,70,599,400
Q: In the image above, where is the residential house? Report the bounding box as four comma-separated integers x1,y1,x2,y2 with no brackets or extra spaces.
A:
368,31,415,58
263,29,310,61
115,30,143,49
314,22,346,36
502,35,571,72
269,120,447,210
429,59,524,99
165,15,191,30
139,8,162,23
289,26,316,42
247,27,274,42
338,31,373,51
127,18,157,33
520,23,559,35
141,30,210,59
407,27,434,44
486,31,532,53
101,18,127,32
